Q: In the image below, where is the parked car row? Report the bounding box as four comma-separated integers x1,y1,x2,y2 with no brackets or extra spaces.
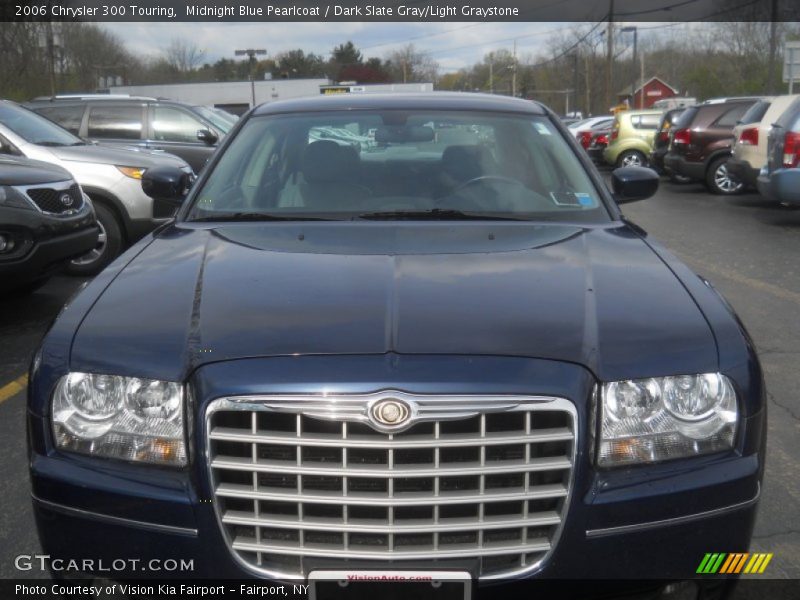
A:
0,97,200,292
574,94,800,205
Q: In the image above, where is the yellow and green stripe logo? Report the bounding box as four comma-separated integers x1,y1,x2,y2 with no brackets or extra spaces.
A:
697,553,773,574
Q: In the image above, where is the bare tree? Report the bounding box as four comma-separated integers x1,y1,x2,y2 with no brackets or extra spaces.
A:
61,23,134,91
385,44,438,83
164,37,205,73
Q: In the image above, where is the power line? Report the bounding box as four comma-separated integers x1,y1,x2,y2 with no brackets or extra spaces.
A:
615,0,703,17
424,23,597,58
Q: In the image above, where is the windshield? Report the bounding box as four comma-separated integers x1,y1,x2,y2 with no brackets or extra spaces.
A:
0,102,84,146
192,105,235,134
187,110,610,223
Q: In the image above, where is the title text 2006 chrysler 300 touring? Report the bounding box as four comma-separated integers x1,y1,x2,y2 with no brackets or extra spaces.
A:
28,94,765,592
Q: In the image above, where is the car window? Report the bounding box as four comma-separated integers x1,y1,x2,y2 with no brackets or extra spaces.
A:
739,101,770,126
34,105,85,135
634,114,660,130
191,105,233,134
672,107,697,129
714,104,751,128
0,102,84,146
87,105,144,140
152,106,207,143
662,110,684,131
774,97,800,130
189,110,610,223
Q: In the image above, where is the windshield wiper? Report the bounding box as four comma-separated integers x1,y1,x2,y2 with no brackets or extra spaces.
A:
355,209,531,221
190,212,338,222
35,141,68,147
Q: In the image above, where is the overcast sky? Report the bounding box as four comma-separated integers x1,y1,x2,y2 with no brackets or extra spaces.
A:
102,22,653,73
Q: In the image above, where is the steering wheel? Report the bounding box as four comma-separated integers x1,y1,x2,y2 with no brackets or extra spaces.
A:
452,174,525,194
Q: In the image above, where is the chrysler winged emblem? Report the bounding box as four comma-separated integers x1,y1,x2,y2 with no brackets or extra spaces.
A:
368,397,412,430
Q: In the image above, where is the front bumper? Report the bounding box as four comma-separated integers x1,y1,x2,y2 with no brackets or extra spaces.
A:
29,355,765,581
0,216,98,288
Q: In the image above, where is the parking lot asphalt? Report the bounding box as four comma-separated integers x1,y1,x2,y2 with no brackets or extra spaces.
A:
0,180,798,580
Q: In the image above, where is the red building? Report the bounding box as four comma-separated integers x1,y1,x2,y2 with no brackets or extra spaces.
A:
617,76,680,109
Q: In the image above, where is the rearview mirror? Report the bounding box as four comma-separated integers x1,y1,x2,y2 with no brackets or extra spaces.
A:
141,166,192,205
611,167,659,204
375,126,435,143
197,129,218,145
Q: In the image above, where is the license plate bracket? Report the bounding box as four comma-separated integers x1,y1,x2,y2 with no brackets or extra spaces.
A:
308,569,473,600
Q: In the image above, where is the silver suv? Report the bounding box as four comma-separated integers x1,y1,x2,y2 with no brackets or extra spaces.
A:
0,100,192,274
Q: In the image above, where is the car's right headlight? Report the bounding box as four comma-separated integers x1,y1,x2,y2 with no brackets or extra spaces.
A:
52,372,186,466
598,373,738,467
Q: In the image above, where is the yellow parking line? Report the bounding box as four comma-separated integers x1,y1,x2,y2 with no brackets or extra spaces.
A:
0,374,28,405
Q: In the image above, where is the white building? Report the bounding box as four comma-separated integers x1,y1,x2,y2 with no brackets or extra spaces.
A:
108,80,435,115
108,79,330,114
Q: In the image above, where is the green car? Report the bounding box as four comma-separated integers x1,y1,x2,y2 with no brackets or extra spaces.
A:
603,109,664,167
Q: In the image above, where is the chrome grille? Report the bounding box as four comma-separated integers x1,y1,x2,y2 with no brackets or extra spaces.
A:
26,183,84,214
207,393,576,579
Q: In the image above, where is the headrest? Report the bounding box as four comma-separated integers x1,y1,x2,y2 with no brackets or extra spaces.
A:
303,140,360,183
441,145,496,182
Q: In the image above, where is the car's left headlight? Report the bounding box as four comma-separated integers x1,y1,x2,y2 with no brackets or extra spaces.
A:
52,372,186,466
598,373,737,467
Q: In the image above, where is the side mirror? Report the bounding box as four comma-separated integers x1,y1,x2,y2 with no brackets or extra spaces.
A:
611,166,660,204
197,129,218,145
141,166,191,205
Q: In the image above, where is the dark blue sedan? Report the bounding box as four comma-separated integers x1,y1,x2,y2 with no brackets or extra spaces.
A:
28,93,764,592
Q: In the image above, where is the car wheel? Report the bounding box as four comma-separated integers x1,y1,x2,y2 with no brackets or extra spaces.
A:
67,203,122,276
705,158,743,195
617,150,647,168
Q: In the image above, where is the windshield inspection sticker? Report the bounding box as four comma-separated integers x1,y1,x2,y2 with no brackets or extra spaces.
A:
550,191,594,207
533,122,552,135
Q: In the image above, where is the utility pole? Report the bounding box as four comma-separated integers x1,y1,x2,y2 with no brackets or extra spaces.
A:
640,51,645,108
46,22,57,95
235,48,267,107
621,26,637,108
767,0,778,93
512,39,518,97
605,0,615,111
489,58,494,94
573,52,579,115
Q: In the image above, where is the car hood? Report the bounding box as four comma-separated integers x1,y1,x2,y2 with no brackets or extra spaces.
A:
45,143,189,169
71,222,718,383
0,154,72,185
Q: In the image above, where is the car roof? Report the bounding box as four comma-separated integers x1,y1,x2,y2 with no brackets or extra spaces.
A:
625,109,664,115
31,94,159,102
252,92,548,116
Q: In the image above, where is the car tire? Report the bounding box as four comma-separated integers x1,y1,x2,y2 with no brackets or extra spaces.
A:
616,150,647,168
705,157,743,195
67,203,122,276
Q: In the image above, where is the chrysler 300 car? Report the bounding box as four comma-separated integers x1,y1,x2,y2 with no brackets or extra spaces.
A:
28,93,764,594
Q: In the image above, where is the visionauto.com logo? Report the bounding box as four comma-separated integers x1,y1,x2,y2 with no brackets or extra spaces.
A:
696,553,773,575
